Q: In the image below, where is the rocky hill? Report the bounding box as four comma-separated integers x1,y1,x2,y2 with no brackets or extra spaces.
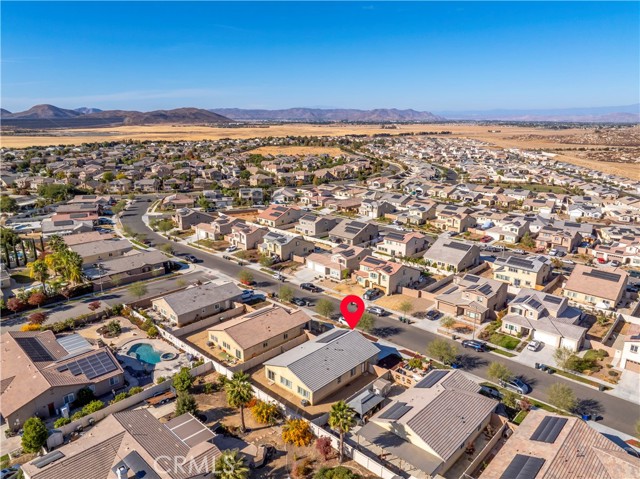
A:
210,107,444,122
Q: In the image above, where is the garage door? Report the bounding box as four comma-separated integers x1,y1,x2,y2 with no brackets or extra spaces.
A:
533,331,561,349
625,359,640,373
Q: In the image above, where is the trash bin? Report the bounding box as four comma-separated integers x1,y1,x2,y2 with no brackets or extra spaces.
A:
598,384,606,392
581,414,591,421
535,363,540,369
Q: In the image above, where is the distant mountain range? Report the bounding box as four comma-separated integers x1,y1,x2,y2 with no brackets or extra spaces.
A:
210,107,444,122
2,103,638,126
433,104,640,123
1,104,231,126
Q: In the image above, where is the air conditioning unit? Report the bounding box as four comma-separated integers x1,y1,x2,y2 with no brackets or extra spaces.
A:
60,405,70,419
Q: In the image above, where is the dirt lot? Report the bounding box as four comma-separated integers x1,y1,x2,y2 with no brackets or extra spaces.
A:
250,145,346,156
374,294,434,314
189,372,375,478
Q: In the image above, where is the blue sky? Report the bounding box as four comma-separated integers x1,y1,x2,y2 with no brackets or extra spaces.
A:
2,1,638,112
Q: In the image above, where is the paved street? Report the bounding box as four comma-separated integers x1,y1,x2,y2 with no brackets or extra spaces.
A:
118,199,640,436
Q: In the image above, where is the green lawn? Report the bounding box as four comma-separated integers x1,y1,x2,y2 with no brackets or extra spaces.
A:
513,410,529,425
549,367,608,389
489,333,521,350
0,454,9,469
490,348,516,358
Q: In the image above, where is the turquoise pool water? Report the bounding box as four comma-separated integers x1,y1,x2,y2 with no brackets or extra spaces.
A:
127,343,162,365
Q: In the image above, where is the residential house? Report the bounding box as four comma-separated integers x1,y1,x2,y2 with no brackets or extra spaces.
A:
264,329,379,405
501,289,585,350
563,265,628,310
358,369,497,479
173,208,217,231
295,214,340,237
238,188,264,205
1,331,124,428
21,410,222,479
229,223,268,250
258,231,313,261
377,231,431,258
151,281,242,326
620,334,640,373
70,238,133,265
355,255,421,295
433,205,476,233
249,174,274,187
435,274,508,323
161,194,195,209
535,224,583,254
208,305,310,362
423,237,481,273
83,250,171,288
257,205,301,228
358,200,395,219
194,215,244,241
40,218,94,238
479,410,640,479
271,187,297,204
328,220,379,247
492,255,552,289
592,238,640,267
305,244,372,280
134,178,160,192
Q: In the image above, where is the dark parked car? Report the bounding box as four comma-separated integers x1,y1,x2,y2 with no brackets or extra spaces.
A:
363,288,383,301
291,297,311,307
500,377,531,395
300,283,322,293
425,310,441,320
367,306,387,316
184,254,198,263
461,339,487,352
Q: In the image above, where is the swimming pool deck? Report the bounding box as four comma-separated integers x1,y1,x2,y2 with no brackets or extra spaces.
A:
116,338,190,382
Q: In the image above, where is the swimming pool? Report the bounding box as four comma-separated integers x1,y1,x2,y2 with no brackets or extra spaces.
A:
127,343,163,365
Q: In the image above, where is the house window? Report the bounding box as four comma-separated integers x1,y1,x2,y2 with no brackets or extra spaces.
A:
235,350,242,359
350,367,356,377
109,377,119,386
268,370,276,381
263,342,269,348
223,341,231,350
337,376,342,384
64,393,75,404
280,377,292,389
297,386,310,398
631,345,639,354
284,333,288,340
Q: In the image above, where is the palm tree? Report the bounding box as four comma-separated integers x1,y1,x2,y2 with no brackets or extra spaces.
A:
328,400,356,463
47,235,67,254
27,259,50,291
224,371,254,432
45,252,65,278
214,449,249,479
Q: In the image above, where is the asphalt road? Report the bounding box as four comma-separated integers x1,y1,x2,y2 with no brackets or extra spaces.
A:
121,197,640,436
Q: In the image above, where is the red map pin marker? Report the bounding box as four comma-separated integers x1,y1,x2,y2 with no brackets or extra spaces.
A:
340,295,365,330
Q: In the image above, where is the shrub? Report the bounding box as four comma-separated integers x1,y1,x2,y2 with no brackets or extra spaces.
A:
314,466,362,479
128,386,143,395
173,367,194,392
292,458,312,479
27,291,47,307
110,392,129,404
252,400,280,425
106,320,122,336
72,387,96,408
282,418,314,447
6,297,26,313
147,325,159,338
71,411,85,421
548,383,576,412
315,437,333,460
81,400,104,415
203,382,215,394
53,417,71,428
175,392,198,416
28,312,47,325
608,370,619,377
157,376,167,384
21,323,41,332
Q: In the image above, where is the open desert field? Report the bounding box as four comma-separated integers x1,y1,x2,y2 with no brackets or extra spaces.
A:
2,122,638,178
250,145,345,156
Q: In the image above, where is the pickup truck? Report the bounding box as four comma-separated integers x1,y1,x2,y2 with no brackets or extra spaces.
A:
145,390,176,407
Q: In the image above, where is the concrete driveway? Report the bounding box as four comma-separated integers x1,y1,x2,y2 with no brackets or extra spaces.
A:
612,370,640,404
514,341,557,368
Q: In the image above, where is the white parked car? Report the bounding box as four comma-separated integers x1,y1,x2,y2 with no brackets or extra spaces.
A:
527,340,542,351
225,245,238,253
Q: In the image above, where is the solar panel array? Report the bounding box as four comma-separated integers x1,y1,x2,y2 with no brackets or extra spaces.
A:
62,352,118,380
530,416,567,443
379,401,413,420
385,232,406,242
544,295,563,305
465,275,480,283
415,370,448,389
15,337,53,362
445,242,471,251
527,298,542,310
584,270,621,283
317,329,349,344
500,454,545,479
32,451,65,469
508,258,535,269
478,284,493,295
57,334,92,355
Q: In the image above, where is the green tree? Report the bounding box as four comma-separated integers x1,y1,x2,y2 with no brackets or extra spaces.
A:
356,312,375,333
128,282,148,299
106,319,122,336
156,219,175,235
0,195,18,213
440,316,456,333
238,269,254,285
259,254,274,268
173,367,194,393
426,339,456,364
316,298,335,318
224,371,254,432
197,196,210,210
53,417,71,428
520,232,535,249
398,300,413,318
175,392,199,416
553,346,575,370
81,400,105,415
278,285,294,303
548,383,576,412
487,362,513,382
21,417,48,453
102,171,115,182
328,401,356,463
47,234,67,254
251,400,280,425
159,243,174,255
214,449,249,479
502,391,519,409
111,200,127,215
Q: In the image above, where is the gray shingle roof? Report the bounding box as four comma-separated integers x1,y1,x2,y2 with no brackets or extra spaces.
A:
264,330,379,392
158,282,242,316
